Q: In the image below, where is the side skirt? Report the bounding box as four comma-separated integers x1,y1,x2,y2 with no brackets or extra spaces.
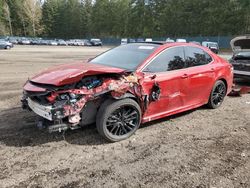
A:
141,102,207,124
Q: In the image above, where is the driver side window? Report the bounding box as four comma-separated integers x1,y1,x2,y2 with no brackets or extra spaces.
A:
143,47,186,72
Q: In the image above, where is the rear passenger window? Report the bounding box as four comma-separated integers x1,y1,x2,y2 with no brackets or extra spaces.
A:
144,47,186,72
185,47,212,67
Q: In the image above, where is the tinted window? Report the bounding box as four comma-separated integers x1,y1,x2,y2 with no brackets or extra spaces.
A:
91,44,158,70
185,47,212,67
144,47,185,72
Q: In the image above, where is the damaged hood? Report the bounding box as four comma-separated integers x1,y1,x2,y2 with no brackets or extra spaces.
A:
230,36,250,53
30,62,125,86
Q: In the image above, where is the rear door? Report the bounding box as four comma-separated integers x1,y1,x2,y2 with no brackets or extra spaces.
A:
184,46,215,106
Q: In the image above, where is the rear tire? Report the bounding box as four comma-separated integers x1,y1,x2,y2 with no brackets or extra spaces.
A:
96,98,141,142
207,80,226,109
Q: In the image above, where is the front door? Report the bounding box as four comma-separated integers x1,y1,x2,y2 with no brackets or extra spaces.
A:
140,46,189,122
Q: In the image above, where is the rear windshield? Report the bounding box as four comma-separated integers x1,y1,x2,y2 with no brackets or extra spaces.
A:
90,43,159,70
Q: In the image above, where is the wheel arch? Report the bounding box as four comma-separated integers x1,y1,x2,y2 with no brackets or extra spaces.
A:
217,77,228,93
111,92,141,106
81,92,141,126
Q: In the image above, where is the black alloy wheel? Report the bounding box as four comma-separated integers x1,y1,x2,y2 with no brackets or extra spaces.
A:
96,98,141,142
106,106,139,136
208,80,227,109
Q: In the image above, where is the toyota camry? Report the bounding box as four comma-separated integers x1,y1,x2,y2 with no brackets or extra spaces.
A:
22,42,233,142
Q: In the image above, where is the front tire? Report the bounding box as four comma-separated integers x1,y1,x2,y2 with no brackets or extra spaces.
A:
96,98,141,142
207,80,227,109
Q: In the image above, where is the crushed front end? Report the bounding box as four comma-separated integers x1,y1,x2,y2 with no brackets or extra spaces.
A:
22,80,85,132
22,74,143,132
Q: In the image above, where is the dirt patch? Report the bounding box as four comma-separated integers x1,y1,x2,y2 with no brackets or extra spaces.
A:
0,46,249,188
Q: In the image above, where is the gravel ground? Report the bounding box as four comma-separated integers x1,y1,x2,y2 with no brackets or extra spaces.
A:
0,46,249,188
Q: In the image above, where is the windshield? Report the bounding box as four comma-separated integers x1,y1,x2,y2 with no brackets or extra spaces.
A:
90,43,159,70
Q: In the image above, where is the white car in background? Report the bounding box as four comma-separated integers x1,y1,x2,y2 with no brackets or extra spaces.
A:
202,41,219,54
49,40,58,46
121,38,128,45
73,39,85,46
176,38,187,43
90,39,103,46
145,38,153,42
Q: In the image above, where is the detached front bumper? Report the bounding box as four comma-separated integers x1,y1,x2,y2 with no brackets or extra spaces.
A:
23,97,65,121
27,98,53,121
23,97,81,133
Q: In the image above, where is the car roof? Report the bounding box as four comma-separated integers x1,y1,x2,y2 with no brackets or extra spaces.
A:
162,42,213,52
134,41,166,45
133,41,210,49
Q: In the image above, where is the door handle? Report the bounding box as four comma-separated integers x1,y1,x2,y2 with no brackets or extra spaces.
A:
181,74,189,79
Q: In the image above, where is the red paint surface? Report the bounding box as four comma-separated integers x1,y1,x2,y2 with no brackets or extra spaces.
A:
23,81,47,92
31,61,125,86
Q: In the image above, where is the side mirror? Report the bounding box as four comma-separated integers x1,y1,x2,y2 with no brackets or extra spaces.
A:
150,74,157,80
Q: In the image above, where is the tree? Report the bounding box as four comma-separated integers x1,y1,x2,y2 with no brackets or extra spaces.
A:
22,0,42,36
2,0,13,35
0,0,250,38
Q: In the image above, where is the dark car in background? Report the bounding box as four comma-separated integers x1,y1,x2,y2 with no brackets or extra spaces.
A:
30,38,42,45
0,39,13,49
8,37,18,44
30,40,40,45
90,38,102,46
136,38,144,42
230,36,250,80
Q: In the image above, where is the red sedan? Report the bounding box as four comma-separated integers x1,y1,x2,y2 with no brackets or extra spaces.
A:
22,42,233,142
